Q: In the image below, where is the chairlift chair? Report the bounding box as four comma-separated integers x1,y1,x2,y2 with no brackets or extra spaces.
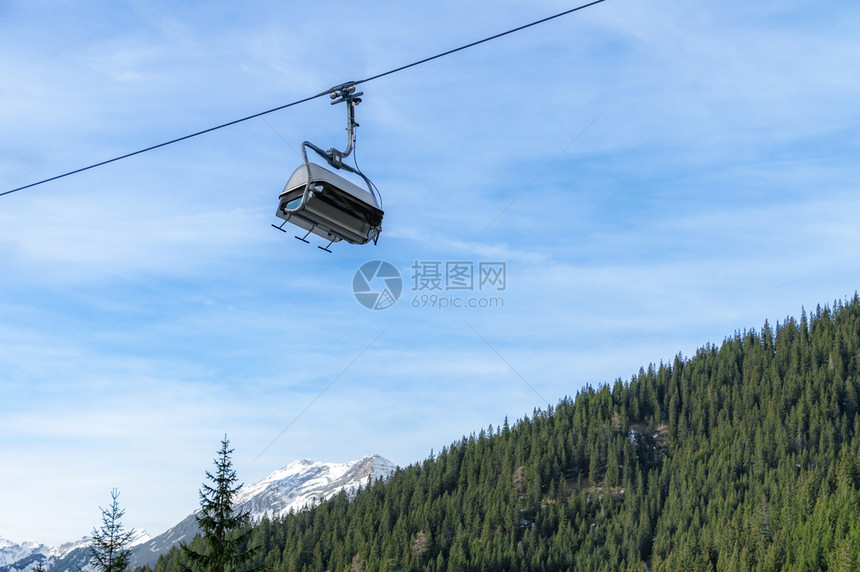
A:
273,83,383,251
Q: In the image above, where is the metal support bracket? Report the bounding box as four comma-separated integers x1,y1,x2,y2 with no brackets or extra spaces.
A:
314,82,363,170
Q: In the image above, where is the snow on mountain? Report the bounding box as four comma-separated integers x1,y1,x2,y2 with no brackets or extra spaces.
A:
0,537,48,569
53,530,151,558
235,454,396,520
0,531,151,572
1,454,394,572
48,537,91,560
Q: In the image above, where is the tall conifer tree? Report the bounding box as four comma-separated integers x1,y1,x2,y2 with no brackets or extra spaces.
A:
181,435,257,572
89,488,134,572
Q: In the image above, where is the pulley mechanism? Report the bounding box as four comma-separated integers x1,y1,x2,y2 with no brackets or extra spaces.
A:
272,82,383,252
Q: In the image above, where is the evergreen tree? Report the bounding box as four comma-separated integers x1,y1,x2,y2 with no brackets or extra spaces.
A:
181,435,257,572
89,488,134,572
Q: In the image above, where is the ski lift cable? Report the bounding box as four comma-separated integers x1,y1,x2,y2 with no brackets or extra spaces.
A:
1,0,607,199
354,0,606,87
1,92,329,198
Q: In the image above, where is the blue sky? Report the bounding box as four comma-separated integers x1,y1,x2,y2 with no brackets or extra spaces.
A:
2,0,860,546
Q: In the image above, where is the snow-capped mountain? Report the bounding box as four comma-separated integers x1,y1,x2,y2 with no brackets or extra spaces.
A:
1,454,394,572
0,536,87,572
0,537,47,571
236,454,396,520
0,532,149,572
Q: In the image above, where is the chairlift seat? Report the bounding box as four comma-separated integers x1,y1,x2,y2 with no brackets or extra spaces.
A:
276,162,383,245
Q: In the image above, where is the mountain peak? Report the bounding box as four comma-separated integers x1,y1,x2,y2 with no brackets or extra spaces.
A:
236,454,395,517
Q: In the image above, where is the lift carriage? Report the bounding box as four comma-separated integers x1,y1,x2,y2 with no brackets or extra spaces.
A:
273,83,383,252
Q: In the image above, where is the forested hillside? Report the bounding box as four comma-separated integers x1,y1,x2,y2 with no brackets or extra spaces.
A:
142,295,860,571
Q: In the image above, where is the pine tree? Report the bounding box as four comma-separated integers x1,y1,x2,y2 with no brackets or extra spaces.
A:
181,435,258,572
89,488,135,572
